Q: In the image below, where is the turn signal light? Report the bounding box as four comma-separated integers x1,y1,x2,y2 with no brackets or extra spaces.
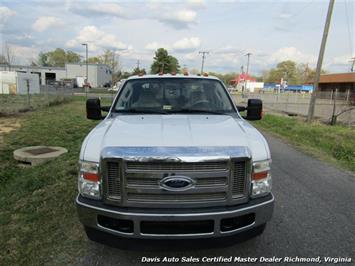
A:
83,172,100,182
252,171,268,180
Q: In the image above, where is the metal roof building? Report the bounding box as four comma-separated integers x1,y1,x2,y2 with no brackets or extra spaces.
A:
317,72,355,94
0,63,112,87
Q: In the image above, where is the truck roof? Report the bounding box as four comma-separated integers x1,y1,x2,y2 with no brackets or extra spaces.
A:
127,74,221,81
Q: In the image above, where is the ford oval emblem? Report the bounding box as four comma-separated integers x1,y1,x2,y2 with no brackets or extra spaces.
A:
160,176,195,191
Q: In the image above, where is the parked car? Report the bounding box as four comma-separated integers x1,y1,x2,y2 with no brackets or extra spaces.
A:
77,74,274,244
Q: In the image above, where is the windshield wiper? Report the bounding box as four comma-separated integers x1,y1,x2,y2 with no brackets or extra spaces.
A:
114,109,167,114
170,109,229,115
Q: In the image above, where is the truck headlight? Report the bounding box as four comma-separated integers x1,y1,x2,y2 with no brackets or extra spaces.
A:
78,161,101,199
251,159,272,198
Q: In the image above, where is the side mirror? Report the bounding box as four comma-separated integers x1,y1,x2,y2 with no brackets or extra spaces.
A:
236,105,246,112
245,99,262,120
101,106,111,112
86,98,103,120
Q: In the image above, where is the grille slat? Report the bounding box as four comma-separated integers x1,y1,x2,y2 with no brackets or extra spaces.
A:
126,176,227,187
127,192,226,203
232,161,246,198
126,162,228,172
107,162,121,200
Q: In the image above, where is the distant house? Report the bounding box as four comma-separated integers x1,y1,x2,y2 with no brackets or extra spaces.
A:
230,73,256,85
311,72,355,94
230,73,263,92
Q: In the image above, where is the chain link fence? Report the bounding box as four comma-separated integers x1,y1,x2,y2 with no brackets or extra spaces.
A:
0,85,75,116
234,91,355,125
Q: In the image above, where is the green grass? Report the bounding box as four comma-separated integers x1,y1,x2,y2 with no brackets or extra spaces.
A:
253,114,355,173
0,94,70,116
0,97,99,265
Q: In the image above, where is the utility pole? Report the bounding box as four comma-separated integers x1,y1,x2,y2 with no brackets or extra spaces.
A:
350,57,355,72
307,0,335,122
136,60,140,69
241,65,244,74
199,51,209,74
81,43,88,98
112,50,116,86
245,53,252,74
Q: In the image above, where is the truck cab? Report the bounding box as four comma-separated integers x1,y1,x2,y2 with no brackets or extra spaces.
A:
76,74,274,242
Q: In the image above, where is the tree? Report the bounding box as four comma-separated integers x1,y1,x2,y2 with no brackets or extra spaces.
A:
119,71,133,79
297,63,326,84
47,48,66,67
1,42,15,69
150,48,180,74
264,60,300,84
132,67,146,75
66,50,81,64
167,55,180,73
207,72,238,85
0,54,7,64
37,48,81,67
87,56,102,64
264,61,327,84
38,52,48,66
101,49,118,73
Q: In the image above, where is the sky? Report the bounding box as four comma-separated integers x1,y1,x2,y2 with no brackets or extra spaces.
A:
0,0,354,75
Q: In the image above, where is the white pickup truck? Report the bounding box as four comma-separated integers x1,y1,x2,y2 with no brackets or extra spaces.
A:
76,74,274,243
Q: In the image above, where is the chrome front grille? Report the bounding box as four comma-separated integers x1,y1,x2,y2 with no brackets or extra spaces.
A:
105,160,248,207
126,161,228,172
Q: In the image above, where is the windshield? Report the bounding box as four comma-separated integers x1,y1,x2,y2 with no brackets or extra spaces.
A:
113,78,235,114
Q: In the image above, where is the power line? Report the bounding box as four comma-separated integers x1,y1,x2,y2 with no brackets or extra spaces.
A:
199,51,209,74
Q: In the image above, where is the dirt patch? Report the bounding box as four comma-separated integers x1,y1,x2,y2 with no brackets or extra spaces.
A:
0,118,21,147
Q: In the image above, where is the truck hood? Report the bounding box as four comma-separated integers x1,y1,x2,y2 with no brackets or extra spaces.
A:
80,114,270,162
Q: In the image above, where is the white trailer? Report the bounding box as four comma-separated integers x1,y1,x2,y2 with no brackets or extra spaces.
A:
75,76,86,88
0,71,40,94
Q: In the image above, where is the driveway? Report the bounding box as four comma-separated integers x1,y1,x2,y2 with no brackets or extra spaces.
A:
78,133,355,265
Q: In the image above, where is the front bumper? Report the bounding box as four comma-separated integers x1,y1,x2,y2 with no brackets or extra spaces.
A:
76,194,274,239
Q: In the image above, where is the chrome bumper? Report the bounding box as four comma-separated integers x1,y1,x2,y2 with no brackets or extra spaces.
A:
76,194,274,239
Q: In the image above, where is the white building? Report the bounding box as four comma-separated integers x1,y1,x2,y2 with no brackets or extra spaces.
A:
0,63,112,87
66,63,112,87
0,71,40,94
236,81,264,93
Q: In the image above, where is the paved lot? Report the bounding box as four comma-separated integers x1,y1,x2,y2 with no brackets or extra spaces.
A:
78,133,355,265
